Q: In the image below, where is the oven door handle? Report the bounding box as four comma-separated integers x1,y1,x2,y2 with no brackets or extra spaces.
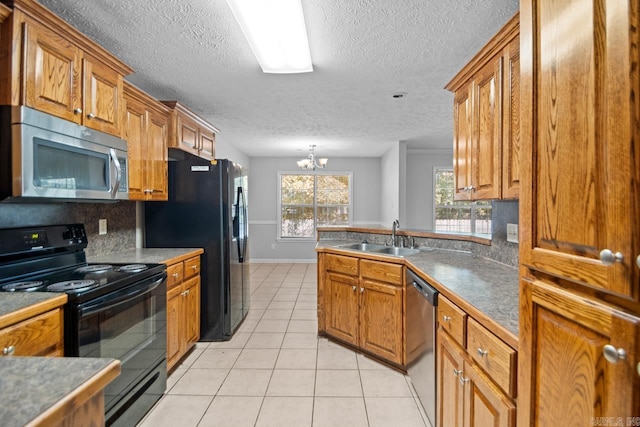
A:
80,276,165,317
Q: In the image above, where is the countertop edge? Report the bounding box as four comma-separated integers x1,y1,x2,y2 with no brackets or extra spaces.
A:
317,226,492,245
317,245,518,350
157,249,204,265
88,248,204,266
26,359,121,427
0,294,67,330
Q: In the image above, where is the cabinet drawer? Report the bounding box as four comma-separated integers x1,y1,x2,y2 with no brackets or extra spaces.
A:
0,309,63,357
167,262,184,289
438,296,467,347
325,254,359,276
184,256,200,279
467,318,517,397
361,259,403,285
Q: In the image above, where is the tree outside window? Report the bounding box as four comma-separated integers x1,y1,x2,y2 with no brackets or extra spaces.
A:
433,168,491,234
279,172,352,239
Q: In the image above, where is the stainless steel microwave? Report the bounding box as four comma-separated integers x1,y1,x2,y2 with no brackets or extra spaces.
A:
0,106,128,201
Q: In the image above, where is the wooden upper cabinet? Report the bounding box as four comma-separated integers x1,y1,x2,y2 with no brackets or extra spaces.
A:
501,36,520,199
519,279,640,426
471,55,502,200
446,13,519,201
519,0,640,299
163,101,218,160
0,0,133,137
123,82,169,201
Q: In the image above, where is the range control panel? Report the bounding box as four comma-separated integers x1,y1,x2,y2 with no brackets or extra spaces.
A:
0,223,88,258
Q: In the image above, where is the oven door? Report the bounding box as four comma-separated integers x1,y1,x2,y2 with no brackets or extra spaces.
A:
75,273,167,413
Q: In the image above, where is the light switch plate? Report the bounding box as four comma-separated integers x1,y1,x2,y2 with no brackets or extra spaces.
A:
99,219,107,235
507,223,518,243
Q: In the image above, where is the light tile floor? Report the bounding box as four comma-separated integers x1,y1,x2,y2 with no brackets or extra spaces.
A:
139,263,432,427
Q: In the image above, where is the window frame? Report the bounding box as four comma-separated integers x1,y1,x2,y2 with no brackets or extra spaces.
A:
432,166,492,235
277,170,353,241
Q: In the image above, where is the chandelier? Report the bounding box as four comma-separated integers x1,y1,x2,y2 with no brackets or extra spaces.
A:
297,145,328,170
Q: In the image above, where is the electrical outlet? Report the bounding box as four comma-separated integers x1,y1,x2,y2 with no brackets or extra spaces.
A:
99,219,107,235
507,223,518,243
271,243,276,250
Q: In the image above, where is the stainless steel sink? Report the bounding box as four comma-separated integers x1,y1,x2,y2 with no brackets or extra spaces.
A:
337,242,387,252
373,246,421,257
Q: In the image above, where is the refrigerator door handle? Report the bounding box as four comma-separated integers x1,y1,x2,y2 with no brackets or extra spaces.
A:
240,187,247,263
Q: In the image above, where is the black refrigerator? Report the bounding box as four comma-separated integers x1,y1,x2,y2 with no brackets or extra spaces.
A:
145,151,249,341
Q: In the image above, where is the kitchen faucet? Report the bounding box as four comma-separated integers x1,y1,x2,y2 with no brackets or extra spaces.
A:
391,219,400,247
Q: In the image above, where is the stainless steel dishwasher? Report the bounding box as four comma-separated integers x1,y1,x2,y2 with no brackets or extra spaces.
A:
406,268,438,426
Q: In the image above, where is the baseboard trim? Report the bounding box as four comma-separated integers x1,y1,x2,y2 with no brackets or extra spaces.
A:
251,259,317,263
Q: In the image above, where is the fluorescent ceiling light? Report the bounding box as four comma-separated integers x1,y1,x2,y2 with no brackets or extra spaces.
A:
226,0,313,73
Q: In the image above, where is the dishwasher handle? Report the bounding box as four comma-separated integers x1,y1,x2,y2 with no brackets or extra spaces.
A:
408,269,438,306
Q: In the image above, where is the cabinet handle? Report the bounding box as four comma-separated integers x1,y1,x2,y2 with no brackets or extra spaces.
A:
477,348,489,358
442,315,451,322
3,345,15,356
637,362,640,377
600,249,624,265
87,112,96,119
453,368,462,377
603,344,627,364
459,375,469,385
352,285,356,292
173,273,179,278
469,186,476,192
73,108,83,114
192,265,197,270
184,289,190,296
636,254,640,269
360,287,364,293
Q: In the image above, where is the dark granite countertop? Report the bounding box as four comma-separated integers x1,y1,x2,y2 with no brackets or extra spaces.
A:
88,248,203,266
317,241,519,349
0,357,120,427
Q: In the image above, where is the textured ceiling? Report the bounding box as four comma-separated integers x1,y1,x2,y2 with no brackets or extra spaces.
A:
38,0,519,158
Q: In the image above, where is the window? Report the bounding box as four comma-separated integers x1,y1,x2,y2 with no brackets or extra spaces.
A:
433,167,491,234
278,172,352,239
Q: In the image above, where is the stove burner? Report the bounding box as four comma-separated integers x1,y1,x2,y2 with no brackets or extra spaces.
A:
47,280,99,293
1,281,44,292
75,264,113,274
118,264,148,273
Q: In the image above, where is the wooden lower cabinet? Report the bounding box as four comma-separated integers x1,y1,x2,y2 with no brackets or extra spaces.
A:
0,306,64,357
321,253,404,367
437,329,515,427
165,256,201,371
519,278,640,425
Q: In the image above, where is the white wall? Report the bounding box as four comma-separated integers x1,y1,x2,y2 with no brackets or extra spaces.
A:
405,148,453,229
379,142,407,226
248,157,381,261
215,137,250,169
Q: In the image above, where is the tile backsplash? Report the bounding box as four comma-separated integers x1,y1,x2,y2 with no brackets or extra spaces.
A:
0,201,136,257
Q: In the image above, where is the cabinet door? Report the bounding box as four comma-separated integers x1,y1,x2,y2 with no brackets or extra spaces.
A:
23,21,81,122
453,86,473,201
518,279,640,426
437,329,465,427
470,55,502,200
359,279,403,365
147,108,168,200
83,54,123,136
520,0,640,298
166,285,182,370
199,127,215,160
124,96,147,200
174,113,200,156
463,363,515,427
325,272,359,346
501,36,520,199
183,276,200,347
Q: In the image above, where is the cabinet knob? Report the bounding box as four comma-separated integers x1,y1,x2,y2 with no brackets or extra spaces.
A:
477,348,489,358
192,265,197,270
360,287,364,293
603,344,626,364
184,289,190,296
173,273,179,278
459,375,469,385
442,315,451,322
469,186,476,192
453,368,462,377
3,345,15,356
87,112,96,119
637,361,640,377
636,254,640,269
352,285,356,292
600,249,624,265
73,108,83,114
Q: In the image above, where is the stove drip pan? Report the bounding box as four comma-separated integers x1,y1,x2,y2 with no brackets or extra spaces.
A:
47,280,99,293
1,281,45,292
